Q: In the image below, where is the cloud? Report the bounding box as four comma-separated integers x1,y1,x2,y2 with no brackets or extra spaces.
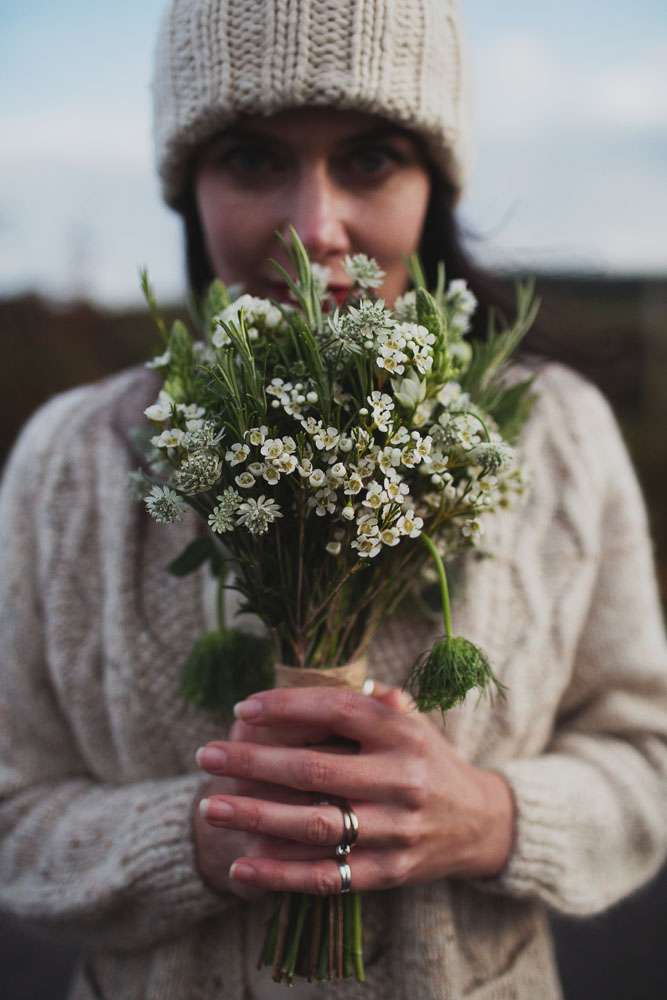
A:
3,102,152,170
472,32,667,136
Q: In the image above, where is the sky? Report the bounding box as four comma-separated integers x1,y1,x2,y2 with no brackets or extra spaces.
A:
2,0,666,306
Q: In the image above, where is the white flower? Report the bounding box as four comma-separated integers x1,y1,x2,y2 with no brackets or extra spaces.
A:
172,449,222,495
397,509,423,538
246,425,269,446
235,471,256,489
274,453,298,475
144,390,174,422
343,473,364,496
343,253,386,290
262,465,281,485
212,325,232,348
226,442,251,466
436,382,465,407
313,426,340,451
311,263,332,298
236,495,283,535
326,540,342,556
461,518,484,541
261,438,284,460
391,369,427,410
468,441,514,473
341,504,356,521
384,477,410,503
144,485,186,524
313,489,337,516
446,279,477,320
208,487,241,533
176,403,205,420
329,462,347,480
309,468,327,489
151,428,185,449
377,447,402,474
362,482,387,510
392,289,417,323
145,349,171,370
351,534,382,558
379,526,401,547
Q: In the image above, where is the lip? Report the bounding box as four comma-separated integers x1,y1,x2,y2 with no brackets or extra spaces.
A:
266,281,351,307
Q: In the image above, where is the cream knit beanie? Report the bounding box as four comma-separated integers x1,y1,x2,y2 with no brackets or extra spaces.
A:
151,0,472,210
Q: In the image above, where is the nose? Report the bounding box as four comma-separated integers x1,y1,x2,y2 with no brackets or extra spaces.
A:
278,162,350,262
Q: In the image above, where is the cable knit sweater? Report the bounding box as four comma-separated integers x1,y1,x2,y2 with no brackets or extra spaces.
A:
1,358,666,1000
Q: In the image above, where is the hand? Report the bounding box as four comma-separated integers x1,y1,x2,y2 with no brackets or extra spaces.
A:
195,682,515,896
192,715,335,901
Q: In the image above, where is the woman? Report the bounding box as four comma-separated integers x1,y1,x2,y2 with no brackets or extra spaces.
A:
1,2,666,999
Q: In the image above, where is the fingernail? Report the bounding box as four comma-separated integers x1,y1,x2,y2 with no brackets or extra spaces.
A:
199,797,210,818
362,678,375,696
196,746,227,771
233,698,263,720
229,861,256,881
207,799,233,820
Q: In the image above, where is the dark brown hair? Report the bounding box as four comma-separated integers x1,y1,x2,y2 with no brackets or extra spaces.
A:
177,150,561,370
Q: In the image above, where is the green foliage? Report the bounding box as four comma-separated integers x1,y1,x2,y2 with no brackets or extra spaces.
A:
270,225,323,333
461,281,540,406
180,629,275,715
191,277,234,338
138,266,169,344
402,635,505,714
163,320,195,402
483,375,539,446
167,537,216,577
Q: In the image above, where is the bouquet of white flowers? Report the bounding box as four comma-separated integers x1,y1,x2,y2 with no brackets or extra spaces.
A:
131,228,539,984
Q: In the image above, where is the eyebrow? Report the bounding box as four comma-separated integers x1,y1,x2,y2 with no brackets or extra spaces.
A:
215,123,414,148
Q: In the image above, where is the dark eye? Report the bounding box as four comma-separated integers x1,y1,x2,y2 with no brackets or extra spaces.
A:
348,146,404,176
215,144,284,176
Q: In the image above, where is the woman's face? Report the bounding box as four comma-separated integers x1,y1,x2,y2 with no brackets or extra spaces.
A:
193,107,432,308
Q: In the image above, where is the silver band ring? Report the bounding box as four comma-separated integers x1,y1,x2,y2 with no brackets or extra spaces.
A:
337,859,352,894
335,803,359,857
316,796,359,857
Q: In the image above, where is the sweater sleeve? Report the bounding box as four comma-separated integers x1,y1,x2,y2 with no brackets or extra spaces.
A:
0,392,239,953
477,371,667,916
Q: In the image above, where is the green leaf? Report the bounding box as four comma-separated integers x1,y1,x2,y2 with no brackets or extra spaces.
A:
180,629,275,715
485,375,539,445
167,537,215,577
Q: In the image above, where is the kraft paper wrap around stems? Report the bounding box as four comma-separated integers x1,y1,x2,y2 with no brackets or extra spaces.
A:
274,656,368,692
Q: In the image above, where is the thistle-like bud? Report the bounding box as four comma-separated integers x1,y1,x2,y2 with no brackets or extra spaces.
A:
403,635,504,713
172,449,222,495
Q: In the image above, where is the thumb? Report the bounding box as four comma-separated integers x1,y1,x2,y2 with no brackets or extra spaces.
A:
364,678,418,714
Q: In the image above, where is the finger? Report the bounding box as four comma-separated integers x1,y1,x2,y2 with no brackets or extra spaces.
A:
366,680,418,715
231,718,333,747
197,740,398,802
232,687,412,750
202,794,400,848
229,849,406,894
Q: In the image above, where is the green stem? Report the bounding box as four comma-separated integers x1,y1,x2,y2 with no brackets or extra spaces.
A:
457,408,491,441
420,533,453,638
351,891,366,982
283,893,310,982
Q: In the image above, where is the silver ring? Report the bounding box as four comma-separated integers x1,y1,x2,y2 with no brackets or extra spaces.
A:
317,796,359,857
337,859,352,894
335,800,359,857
